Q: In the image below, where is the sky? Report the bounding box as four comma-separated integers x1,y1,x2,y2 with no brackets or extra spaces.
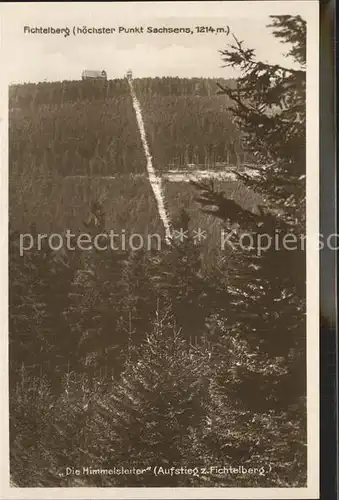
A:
1,2,310,84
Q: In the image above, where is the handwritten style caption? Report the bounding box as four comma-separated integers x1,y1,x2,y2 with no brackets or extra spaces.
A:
62,464,272,478
23,25,231,38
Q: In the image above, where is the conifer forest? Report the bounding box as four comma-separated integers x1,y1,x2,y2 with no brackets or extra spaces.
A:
9,15,307,487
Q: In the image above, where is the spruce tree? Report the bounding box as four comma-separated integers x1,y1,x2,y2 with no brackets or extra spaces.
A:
217,15,306,226
63,200,128,376
9,227,75,387
193,15,307,478
91,309,211,486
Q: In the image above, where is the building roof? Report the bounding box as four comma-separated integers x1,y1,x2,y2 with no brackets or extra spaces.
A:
82,70,107,78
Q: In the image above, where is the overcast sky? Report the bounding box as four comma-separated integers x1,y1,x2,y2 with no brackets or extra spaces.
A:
1,2,311,83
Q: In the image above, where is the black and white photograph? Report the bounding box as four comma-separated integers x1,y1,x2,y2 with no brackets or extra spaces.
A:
0,2,319,498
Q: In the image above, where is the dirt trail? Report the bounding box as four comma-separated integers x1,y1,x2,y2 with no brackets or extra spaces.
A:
128,76,172,244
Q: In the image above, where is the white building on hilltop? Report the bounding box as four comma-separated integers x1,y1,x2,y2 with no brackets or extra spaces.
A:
82,69,107,80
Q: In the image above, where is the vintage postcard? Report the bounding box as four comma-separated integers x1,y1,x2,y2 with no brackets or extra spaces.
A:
0,1,319,499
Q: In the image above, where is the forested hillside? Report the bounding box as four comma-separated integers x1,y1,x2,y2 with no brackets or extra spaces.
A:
9,77,245,179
